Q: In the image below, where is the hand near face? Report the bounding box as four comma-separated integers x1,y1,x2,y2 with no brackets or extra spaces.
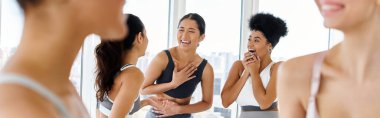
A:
243,51,261,74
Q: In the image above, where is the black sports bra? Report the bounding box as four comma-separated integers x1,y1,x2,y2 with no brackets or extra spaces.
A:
156,50,208,98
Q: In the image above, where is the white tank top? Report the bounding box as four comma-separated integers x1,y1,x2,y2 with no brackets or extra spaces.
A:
236,62,275,106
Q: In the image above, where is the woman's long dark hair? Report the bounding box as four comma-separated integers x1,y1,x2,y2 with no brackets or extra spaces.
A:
95,14,145,101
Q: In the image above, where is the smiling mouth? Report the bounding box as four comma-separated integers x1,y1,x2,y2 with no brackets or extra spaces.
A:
320,3,344,16
181,40,191,45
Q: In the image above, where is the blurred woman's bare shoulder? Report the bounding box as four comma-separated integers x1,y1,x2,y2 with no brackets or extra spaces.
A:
0,85,57,117
278,51,326,106
280,52,325,79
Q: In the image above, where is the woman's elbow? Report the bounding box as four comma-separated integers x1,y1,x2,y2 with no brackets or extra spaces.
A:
140,88,149,95
258,102,272,110
220,93,232,108
202,100,213,110
221,98,235,108
205,102,212,110
221,101,231,108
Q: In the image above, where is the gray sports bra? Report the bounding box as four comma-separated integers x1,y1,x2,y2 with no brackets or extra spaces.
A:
0,73,70,118
97,64,140,118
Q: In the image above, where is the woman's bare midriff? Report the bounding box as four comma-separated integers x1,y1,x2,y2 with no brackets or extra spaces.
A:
156,93,191,105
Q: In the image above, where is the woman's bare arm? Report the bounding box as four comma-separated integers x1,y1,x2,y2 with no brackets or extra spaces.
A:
109,67,144,118
221,60,250,108
154,63,214,117
141,51,174,95
141,51,198,95
176,63,214,114
278,57,313,118
249,62,281,109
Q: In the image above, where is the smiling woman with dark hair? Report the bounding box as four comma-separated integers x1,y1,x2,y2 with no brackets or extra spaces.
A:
141,13,214,118
221,13,288,118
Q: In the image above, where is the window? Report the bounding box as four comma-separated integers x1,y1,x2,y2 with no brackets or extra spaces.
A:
259,0,330,61
0,0,23,68
123,0,170,72
329,29,344,48
186,0,242,117
70,51,83,93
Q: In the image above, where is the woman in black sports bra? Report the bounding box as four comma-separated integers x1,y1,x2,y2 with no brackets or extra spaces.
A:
141,13,215,118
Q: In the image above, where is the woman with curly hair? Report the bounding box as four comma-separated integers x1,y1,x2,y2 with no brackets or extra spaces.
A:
221,13,288,118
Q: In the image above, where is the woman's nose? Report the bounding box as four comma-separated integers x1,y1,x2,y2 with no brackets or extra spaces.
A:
181,32,189,39
248,44,255,49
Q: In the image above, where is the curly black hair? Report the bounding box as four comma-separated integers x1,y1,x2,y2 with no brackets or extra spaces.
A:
249,13,288,48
